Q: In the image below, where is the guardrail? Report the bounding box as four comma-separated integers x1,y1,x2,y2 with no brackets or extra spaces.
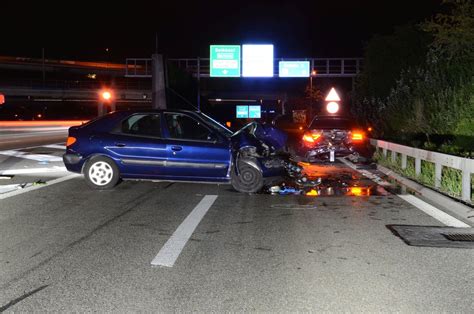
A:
370,139,473,202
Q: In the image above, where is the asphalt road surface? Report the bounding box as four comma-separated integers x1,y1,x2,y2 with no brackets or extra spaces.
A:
0,143,473,312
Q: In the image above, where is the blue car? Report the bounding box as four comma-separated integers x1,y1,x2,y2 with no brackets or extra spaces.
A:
63,110,288,193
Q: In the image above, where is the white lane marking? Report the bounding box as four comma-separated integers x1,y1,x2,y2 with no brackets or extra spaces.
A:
338,157,391,186
43,144,66,150
0,167,68,175
0,184,25,194
339,157,471,228
151,195,218,267
397,195,470,228
0,150,63,162
0,174,80,200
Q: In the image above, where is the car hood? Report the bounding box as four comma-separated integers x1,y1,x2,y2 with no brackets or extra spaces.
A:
231,122,287,153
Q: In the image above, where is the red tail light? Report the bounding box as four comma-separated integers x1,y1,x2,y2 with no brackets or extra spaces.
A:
302,131,322,145
351,131,364,142
66,136,77,147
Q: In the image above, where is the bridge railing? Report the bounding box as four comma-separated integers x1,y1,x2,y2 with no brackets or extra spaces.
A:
370,139,474,203
126,57,362,78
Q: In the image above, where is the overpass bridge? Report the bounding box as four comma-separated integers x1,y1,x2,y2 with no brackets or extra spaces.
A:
0,55,362,116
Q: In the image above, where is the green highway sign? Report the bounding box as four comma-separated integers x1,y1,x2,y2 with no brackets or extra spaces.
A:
236,105,248,118
279,61,310,77
210,45,241,77
248,105,261,118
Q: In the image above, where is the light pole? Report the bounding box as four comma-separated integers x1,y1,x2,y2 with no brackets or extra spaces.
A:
309,70,317,121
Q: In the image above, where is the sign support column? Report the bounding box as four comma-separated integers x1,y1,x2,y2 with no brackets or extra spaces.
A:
197,57,201,112
152,54,167,109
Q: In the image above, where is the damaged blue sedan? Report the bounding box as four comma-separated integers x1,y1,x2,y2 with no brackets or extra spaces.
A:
63,110,288,193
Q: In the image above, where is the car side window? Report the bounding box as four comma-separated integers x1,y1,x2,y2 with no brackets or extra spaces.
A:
120,114,162,137
164,113,214,141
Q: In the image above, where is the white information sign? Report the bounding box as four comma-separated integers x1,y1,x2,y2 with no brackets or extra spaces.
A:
242,44,274,77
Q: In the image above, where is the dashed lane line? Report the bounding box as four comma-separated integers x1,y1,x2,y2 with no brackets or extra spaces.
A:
151,195,218,267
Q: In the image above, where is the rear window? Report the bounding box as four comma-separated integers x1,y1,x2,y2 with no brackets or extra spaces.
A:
309,118,353,129
120,114,162,137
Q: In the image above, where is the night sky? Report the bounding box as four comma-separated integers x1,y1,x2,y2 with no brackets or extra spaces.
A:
1,0,443,61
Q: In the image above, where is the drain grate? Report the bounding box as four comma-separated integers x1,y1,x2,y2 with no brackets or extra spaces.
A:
387,225,474,249
443,233,474,242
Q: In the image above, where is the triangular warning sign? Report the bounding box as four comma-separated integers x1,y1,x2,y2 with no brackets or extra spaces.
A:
325,88,341,102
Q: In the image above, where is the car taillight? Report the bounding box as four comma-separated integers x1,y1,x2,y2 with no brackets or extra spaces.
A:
302,132,321,145
351,131,364,142
66,136,77,147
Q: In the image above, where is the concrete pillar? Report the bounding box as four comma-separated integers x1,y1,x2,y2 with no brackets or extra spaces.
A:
415,158,421,176
435,163,442,188
461,170,471,202
391,150,397,163
152,54,167,109
401,154,407,169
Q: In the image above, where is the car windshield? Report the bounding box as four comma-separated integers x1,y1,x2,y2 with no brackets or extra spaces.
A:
309,117,353,129
199,112,234,138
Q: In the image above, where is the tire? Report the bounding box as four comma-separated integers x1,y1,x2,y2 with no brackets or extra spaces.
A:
83,156,120,189
231,161,263,193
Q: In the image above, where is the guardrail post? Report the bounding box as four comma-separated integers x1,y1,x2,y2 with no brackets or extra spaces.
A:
383,148,387,158
391,150,397,163
461,169,471,202
415,158,421,176
401,154,407,169
435,163,442,188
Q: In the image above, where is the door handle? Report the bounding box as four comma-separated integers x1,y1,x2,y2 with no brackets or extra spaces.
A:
115,143,126,147
171,146,182,151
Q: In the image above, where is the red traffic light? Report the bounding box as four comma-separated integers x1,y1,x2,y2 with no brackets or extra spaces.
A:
0,93,5,105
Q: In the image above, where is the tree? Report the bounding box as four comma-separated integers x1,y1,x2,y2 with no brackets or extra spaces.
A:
421,0,474,63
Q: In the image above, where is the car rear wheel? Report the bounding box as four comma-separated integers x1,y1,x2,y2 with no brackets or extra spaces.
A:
231,161,263,193
84,156,120,189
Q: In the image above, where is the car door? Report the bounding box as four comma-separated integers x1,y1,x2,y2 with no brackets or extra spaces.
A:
162,112,231,181
104,113,168,178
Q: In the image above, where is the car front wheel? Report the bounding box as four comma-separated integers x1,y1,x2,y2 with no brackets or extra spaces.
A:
84,156,120,189
231,161,263,193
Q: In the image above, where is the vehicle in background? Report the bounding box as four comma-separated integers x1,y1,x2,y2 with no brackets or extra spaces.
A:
296,115,373,163
63,110,288,193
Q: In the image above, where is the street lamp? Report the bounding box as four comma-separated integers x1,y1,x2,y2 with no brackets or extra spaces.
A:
98,89,114,116
101,90,112,101
309,70,317,120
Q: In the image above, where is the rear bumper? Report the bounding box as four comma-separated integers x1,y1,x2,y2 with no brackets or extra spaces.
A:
299,143,373,162
63,153,84,173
